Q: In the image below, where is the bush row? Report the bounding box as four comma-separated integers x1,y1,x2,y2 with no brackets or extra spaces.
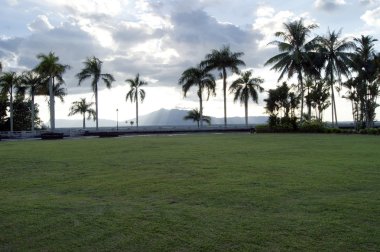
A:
255,122,380,135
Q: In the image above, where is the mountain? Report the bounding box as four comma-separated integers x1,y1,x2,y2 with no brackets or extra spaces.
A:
54,109,268,128
130,108,268,126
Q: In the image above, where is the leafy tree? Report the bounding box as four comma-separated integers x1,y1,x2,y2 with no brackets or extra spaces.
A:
201,45,245,126
265,19,318,123
18,71,46,132
348,36,379,128
265,82,299,128
342,78,360,129
184,108,211,128
317,29,354,127
0,71,21,132
68,98,96,129
12,93,42,131
179,64,216,127
0,91,6,127
305,79,330,121
35,52,69,130
76,56,114,130
229,70,264,126
125,73,147,127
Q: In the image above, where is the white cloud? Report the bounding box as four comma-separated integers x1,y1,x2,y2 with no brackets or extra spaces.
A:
6,0,19,6
130,39,180,64
37,0,125,17
27,15,54,32
361,7,380,27
314,0,346,11
253,7,317,49
256,6,276,18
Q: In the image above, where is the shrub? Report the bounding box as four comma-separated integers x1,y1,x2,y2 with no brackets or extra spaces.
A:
367,128,378,135
255,124,273,133
41,132,64,140
359,129,368,134
299,120,325,133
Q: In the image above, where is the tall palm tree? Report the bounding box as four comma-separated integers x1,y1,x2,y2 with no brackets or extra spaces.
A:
317,29,354,127
68,98,96,129
19,71,46,132
35,52,69,131
229,71,264,126
125,73,147,127
76,56,115,130
179,64,216,127
201,45,245,126
0,72,21,132
265,19,318,123
184,108,211,128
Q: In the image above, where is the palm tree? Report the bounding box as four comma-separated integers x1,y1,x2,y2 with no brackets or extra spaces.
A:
68,98,96,129
76,56,115,130
350,35,379,128
201,45,245,126
179,64,216,127
265,19,318,123
35,52,69,131
317,29,354,127
125,73,147,127
184,108,211,128
0,72,21,132
19,71,46,132
229,71,264,126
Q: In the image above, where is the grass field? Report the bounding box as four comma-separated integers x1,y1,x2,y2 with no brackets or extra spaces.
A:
0,133,379,251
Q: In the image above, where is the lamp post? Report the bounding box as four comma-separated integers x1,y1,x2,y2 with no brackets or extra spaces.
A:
116,108,119,131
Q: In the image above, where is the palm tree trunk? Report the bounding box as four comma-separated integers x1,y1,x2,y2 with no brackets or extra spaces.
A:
331,86,335,127
10,86,13,132
199,87,203,128
49,76,55,131
83,114,85,129
136,90,139,128
307,86,311,120
223,68,227,127
31,93,35,132
331,85,338,128
351,100,356,130
245,97,248,126
298,70,304,124
95,84,98,130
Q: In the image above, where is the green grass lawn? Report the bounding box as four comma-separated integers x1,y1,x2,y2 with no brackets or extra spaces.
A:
0,133,379,251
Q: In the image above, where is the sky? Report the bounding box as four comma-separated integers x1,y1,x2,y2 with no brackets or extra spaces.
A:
1,0,380,127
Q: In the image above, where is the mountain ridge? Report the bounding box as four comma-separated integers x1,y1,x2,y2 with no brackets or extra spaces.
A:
55,108,268,128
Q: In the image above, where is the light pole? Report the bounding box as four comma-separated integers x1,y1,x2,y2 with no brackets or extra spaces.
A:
116,108,119,131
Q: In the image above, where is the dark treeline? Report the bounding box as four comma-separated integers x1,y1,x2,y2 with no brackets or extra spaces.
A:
264,19,380,130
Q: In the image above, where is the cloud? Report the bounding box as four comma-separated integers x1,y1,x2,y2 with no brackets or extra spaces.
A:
0,0,261,94
361,7,380,27
314,0,346,11
253,6,317,49
6,0,19,6
27,15,54,32
359,0,380,5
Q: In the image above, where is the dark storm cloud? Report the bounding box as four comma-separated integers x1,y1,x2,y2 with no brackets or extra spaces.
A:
314,0,346,11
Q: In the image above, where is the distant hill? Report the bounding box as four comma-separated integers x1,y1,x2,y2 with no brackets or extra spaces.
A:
130,108,268,126
55,108,268,128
